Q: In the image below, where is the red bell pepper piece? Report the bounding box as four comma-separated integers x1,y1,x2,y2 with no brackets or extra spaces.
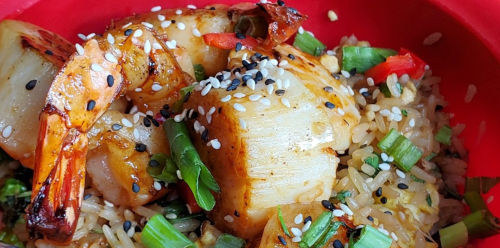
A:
398,48,427,79
365,53,417,84
177,181,202,214
202,33,259,50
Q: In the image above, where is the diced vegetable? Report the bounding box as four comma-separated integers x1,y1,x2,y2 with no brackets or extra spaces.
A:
364,154,380,170
439,221,468,248
277,205,292,237
398,48,427,79
377,129,423,172
0,227,24,248
142,214,196,248
314,221,344,248
193,64,206,82
378,83,392,98
0,178,30,228
299,211,333,248
293,31,326,57
164,119,220,211
463,210,500,239
464,191,488,212
401,109,408,117
424,152,437,161
147,153,179,183
234,16,268,38
425,193,432,207
213,233,246,248
341,47,397,73
434,125,452,145
333,190,352,204
353,225,392,248
203,33,259,50
365,53,416,84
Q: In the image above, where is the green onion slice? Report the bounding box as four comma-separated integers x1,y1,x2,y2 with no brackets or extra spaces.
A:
439,221,468,248
463,210,500,239
463,191,488,212
333,190,352,204
313,221,344,248
171,84,198,112
401,109,408,117
364,153,380,170
342,46,397,73
142,214,196,248
147,153,179,184
434,125,452,145
193,64,206,82
353,225,392,248
213,233,246,248
426,193,432,207
377,129,423,172
299,211,334,248
293,31,326,57
277,205,291,237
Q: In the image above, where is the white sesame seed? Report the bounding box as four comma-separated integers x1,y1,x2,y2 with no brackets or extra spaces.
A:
381,153,389,161
298,26,304,34
122,22,132,29
281,98,291,108
121,118,133,128
487,195,494,204
199,126,205,136
399,212,406,221
409,118,415,127
261,68,269,78
337,108,345,116
151,84,162,92
154,181,162,191
133,113,140,122
224,215,234,222
260,0,267,3
380,109,391,116
157,14,166,21
249,94,261,101
77,33,87,41
187,4,197,9
1,125,12,138
259,98,271,106
327,50,336,56
106,33,115,44
247,69,259,75
259,60,268,69
242,53,248,61
133,128,140,139
378,228,389,236
146,110,154,116
91,63,103,72
291,227,302,237
192,28,201,37
207,107,216,115
247,79,256,91
392,106,401,114
292,237,302,243
328,10,338,22
196,106,205,116
347,86,354,96
294,214,303,224
142,22,154,28
379,163,391,171
396,169,406,179
340,85,349,94
166,213,177,219
391,232,399,241
209,77,220,88
105,53,117,63
393,114,403,122
161,21,172,28
355,225,365,230
278,68,285,76
177,22,186,30
153,42,162,50
269,59,278,66
339,203,353,216
144,40,152,53
221,95,231,102
233,103,246,112
151,6,161,12
201,84,212,96
175,9,183,15
75,44,85,56
222,71,231,80
276,79,283,89
266,84,274,95
166,40,176,49
333,210,345,217
86,33,96,40
104,200,114,207
135,88,143,92
211,139,221,149
279,60,289,66
233,93,246,98
302,221,311,232
176,170,183,180
283,79,291,89
239,118,247,129
127,226,136,237
388,156,394,162
366,77,375,86
133,29,143,37
341,70,351,78
359,88,368,94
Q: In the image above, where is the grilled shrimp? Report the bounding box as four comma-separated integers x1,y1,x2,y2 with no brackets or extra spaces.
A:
27,24,190,244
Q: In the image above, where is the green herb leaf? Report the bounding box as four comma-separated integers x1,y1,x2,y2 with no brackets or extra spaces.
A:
334,190,352,204
0,179,30,228
401,109,408,117
410,174,426,183
193,64,206,82
293,31,326,57
142,214,196,248
378,129,423,172
277,205,291,237
379,83,392,98
147,153,179,183
364,153,380,170
171,84,198,112
426,193,432,207
213,233,246,248
435,125,452,145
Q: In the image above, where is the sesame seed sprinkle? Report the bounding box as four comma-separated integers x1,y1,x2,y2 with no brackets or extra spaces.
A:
175,9,183,15
367,77,375,86
166,40,176,49
91,64,103,72
233,93,246,98
292,237,301,243
391,232,399,241
192,28,201,37
105,53,117,63
176,170,183,180
25,80,37,90
294,214,303,224
279,60,289,66
302,220,311,232
379,163,391,171
266,84,274,95
154,181,162,191
409,118,415,127
104,200,114,207
198,106,205,115
211,139,221,149
157,14,166,21
187,4,197,9
201,84,212,96
133,29,143,37
283,79,291,88
142,22,154,28
337,108,345,116
151,6,161,12
153,42,162,50
144,40,152,53
86,33,96,40
165,213,177,219
135,88,143,92
278,235,287,245
77,33,87,41
1,125,12,138
112,124,123,131
278,68,285,76
291,227,302,237
341,70,350,78
208,107,216,115
269,59,278,66
122,22,132,29
281,98,291,108
76,44,85,55
239,118,247,129
233,103,246,112
333,209,345,217
177,22,186,30
298,26,304,34
87,100,96,111
339,203,353,215
161,21,172,28
259,98,271,106
247,79,256,91
133,128,140,139
249,94,261,101
122,118,133,127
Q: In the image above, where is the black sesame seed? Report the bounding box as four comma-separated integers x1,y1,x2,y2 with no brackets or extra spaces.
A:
349,67,357,76
235,42,242,52
234,210,240,217
265,79,275,85
288,7,298,14
233,67,241,74
210,7,216,10
333,240,343,248
367,216,374,222
254,71,263,82
227,78,241,91
218,107,222,114
376,187,383,197
135,143,147,152
435,105,444,111
84,194,92,200
255,53,262,58
112,124,123,131
380,197,388,204
260,56,269,61
325,101,335,109
124,29,133,36
189,111,199,119
323,86,333,92
321,200,334,211
242,74,252,83
216,74,224,82
123,220,132,232
87,100,96,111
45,50,53,55
235,33,246,39
288,54,295,60
171,20,176,24
132,182,140,193
152,119,160,127
163,104,170,110
242,60,250,67
397,183,409,189
107,75,114,87
384,211,392,215
275,89,285,96
245,62,257,70
143,117,151,127
277,0,285,6
135,226,142,232
278,235,287,245
201,129,209,142
304,216,312,224
361,91,371,97
146,115,154,120
332,73,340,80
160,109,170,119
25,80,37,90
149,159,159,167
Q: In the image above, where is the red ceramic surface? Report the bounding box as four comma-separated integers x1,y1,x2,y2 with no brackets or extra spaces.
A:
0,0,499,246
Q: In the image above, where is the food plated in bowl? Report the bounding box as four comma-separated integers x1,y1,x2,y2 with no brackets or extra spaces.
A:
0,0,499,247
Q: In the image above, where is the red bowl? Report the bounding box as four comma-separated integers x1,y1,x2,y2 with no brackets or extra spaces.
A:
1,0,499,246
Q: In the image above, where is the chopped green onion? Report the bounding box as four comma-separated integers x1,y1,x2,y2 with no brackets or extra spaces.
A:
377,129,423,172
332,190,352,204
426,193,432,207
439,221,468,248
353,225,392,248
299,211,333,248
410,174,425,183
424,152,437,161
168,213,205,224
401,109,408,117
293,31,326,57
147,153,179,183
378,83,392,98
164,120,220,211
364,153,380,170
313,221,344,248
213,233,246,248
342,47,397,73
142,214,196,248
463,210,500,239
466,176,500,194
193,64,205,82
464,191,487,212
349,230,356,247
172,84,198,112
434,125,452,145
0,227,24,248
277,205,291,237
234,15,268,38
0,179,26,202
